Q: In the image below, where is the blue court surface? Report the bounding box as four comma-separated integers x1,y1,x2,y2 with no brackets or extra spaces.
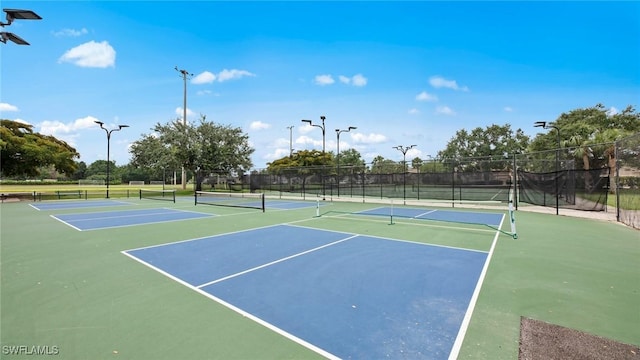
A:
123,224,490,359
30,200,132,211
51,208,214,231
266,200,319,210
358,206,504,226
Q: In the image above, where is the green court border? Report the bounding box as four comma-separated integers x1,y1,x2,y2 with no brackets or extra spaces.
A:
1,197,638,359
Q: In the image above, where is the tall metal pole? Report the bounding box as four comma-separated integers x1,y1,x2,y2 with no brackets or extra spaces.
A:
336,126,356,197
534,121,560,215
554,128,560,215
95,121,128,199
393,145,416,205
175,66,192,190
301,116,327,200
287,125,294,157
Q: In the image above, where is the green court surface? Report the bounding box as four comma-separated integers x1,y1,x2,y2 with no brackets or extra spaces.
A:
0,196,638,359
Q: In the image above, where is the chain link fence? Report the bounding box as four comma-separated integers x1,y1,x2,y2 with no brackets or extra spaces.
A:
244,133,638,228
615,133,640,229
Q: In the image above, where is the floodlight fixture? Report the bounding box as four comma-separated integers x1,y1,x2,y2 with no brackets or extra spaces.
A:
301,116,328,199
532,121,561,215
1,9,42,27
335,125,357,197
0,31,29,45
95,121,129,198
393,144,418,204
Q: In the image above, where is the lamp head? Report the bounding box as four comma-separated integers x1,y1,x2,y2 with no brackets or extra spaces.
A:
301,119,312,124
320,115,326,121
348,126,357,130
534,121,547,128
94,120,104,126
118,125,129,129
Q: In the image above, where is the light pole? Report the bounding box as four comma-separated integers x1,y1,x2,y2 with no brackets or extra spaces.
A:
393,144,417,205
95,121,129,199
302,116,326,199
286,125,294,157
534,121,560,215
336,126,357,197
175,66,192,190
0,8,42,46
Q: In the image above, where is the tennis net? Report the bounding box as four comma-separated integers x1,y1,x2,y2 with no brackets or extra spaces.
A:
194,191,265,212
139,189,176,203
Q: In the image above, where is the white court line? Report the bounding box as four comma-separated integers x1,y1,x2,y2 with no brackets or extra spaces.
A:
448,213,505,360
414,209,437,218
57,209,181,222
121,244,342,360
49,214,83,231
196,234,359,288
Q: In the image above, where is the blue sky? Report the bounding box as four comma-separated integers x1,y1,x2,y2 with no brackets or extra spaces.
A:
1,1,638,170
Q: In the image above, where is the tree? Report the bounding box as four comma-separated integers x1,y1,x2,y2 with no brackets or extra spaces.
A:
411,157,423,171
532,104,640,192
129,133,180,182
130,115,254,191
370,156,399,174
0,119,79,178
438,124,529,171
336,148,366,175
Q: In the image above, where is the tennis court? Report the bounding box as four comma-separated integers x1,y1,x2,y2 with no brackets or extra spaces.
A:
52,208,215,231
1,194,638,359
124,224,490,359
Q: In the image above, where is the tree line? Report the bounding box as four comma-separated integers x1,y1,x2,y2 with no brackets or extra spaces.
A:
1,104,638,186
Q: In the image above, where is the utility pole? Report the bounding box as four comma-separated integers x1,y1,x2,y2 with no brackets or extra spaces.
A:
175,66,193,190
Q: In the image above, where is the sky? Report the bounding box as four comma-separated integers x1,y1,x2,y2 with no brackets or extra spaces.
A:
1,1,639,170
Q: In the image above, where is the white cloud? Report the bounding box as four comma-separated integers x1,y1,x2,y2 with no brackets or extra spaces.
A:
504,106,513,112
217,69,255,82
249,121,271,130
13,118,31,125
406,148,422,159
314,74,335,86
192,69,255,84
192,71,216,84
429,75,469,92
264,148,291,161
175,107,195,121
299,124,317,134
40,115,100,135
435,106,456,115
416,91,438,102
338,74,367,87
351,132,388,144
58,40,116,68
352,74,368,87
38,115,104,146
52,28,88,37
0,102,19,112
606,106,619,116
408,108,420,115
295,135,323,149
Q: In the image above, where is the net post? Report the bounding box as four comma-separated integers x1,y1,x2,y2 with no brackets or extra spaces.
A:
316,197,320,217
261,193,265,212
509,198,517,239
138,189,142,200
389,198,394,225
